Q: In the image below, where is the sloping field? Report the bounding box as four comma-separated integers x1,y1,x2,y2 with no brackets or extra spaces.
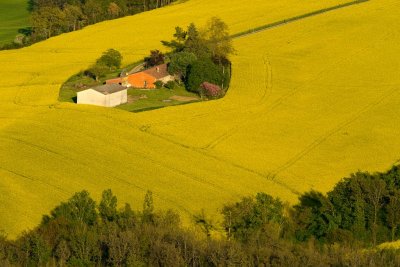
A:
1,0,400,237
0,0,29,45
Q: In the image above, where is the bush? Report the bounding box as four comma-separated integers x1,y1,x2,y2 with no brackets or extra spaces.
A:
165,81,175,90
97,49,122,70
154,81,163,89
85,64,108,81
200,82,222,99
186,58,224,93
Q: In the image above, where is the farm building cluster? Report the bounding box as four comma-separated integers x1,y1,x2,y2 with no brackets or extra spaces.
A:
77,64,174,107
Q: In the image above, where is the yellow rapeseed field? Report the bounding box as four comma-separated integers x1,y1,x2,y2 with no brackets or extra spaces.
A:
1,0,400,237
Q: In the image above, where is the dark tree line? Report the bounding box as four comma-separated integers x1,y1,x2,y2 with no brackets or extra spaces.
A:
297,165,400,246
1,166,400,266
1,0,178,49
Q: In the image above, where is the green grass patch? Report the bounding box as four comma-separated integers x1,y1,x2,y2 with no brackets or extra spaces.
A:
0,0,30,45
117,85,200,113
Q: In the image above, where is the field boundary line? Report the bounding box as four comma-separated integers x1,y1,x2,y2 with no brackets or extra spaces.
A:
231,0,370,39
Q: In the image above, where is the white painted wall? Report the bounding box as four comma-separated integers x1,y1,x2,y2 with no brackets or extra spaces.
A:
77,89,106,106
77,89,127,107
105,89,128,107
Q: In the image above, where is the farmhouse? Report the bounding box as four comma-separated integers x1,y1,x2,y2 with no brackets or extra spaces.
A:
106,63,174,89
77,84,127,107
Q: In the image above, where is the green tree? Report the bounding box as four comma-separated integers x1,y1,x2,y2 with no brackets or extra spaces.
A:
168,51,197,80
19,232,51,266
292,191,338,242
64,4,86,32
47,190,97,226
143,190,154,223
387,190,400,241
97,48,123,70
361,175,387,245
161,26,187,52
184,23,209,58
99,189,118,222
83,0,104,24
202,17,234,64
186,57,224,93
31,6,66,39
144,50,165,67
222,193,285,242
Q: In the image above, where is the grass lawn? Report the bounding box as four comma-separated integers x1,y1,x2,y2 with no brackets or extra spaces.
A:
0,0,29,45
117,86,200,113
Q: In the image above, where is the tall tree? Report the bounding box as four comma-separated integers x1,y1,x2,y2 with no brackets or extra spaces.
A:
99,189,118,222
201,17,234,64
387,190,400,241
361,176,387,245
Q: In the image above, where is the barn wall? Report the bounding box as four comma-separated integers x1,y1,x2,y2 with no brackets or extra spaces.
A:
106,90,128,107
77,89,106,106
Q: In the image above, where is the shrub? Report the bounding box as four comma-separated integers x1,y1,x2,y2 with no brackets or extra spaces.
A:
186,58,223,93
85,63,108,81
165,81,175,90
154,81,163,89
200,82,222,99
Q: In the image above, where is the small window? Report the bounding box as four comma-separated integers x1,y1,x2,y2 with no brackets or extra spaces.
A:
144,80,147,88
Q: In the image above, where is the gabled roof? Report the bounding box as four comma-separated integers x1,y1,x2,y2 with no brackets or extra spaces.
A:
86,84,126,95
143,63,170,80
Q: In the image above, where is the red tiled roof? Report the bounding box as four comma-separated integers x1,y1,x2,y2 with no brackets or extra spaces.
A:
143,64,169,80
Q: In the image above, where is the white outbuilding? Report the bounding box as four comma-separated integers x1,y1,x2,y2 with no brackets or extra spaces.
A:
77,84,127,107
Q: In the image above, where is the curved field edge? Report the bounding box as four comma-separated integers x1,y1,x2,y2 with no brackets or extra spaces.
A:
1,0,400,237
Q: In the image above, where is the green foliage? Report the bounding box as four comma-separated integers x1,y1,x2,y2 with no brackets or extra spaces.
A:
222,193,285,242
19,232,51,266
97,48,122,70
292,191,338,242
202,17,235,63
142,190,154,223
85,63,108,81
163,20,232,95
46,190,97,226
144,50,165,68
289,165,400,246
186,57,224,93
99,189,118,222
154,80,163,89
168,51,197,79
165,80,175,90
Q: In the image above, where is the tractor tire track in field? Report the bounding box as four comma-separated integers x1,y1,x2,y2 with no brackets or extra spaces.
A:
1,131,197,217
202,56,273,150
3,116,240,215
139,125,301,196
271,86,400,177
0,166,71,197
